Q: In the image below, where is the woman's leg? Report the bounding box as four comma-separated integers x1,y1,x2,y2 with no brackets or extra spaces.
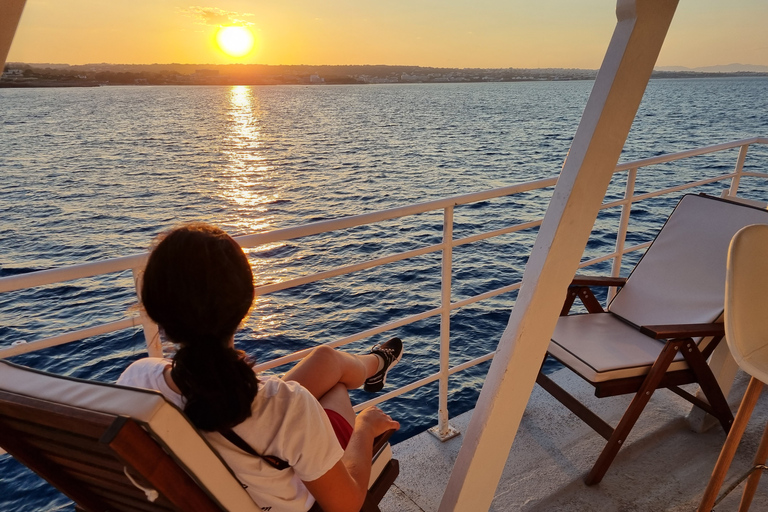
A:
318,383,356,426
282,345,379,401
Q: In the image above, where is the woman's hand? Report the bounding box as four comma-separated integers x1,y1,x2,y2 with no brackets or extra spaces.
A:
304,406,399,512
354,406,400,438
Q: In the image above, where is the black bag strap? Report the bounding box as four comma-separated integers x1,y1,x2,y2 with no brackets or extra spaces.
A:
218,428,291,471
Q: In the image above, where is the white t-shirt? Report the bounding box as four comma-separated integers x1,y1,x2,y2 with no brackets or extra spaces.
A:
117,358,344,512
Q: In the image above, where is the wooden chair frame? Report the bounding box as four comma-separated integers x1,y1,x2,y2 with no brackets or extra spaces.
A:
361,434,400,512
537,275,734,486
0,390,225,512
0,370,399,512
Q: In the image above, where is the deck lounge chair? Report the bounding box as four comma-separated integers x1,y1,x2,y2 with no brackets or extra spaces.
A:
537,194,768,485
0,360,399,512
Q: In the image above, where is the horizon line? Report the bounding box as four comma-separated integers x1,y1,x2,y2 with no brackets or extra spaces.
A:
6,61,768,71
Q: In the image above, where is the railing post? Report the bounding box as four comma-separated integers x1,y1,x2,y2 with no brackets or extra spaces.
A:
429,206,460,442
727,144,750,197
132,267,162,357
608,168,637,302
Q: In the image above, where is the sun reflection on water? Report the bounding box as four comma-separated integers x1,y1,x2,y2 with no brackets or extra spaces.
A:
220,86,289,333
220,86,281,233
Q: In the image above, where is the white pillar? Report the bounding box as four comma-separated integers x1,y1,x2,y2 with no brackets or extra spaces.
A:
0,0,26,68
438,1,679,510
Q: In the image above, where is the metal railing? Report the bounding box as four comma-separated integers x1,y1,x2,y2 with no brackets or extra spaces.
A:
1,136,766,440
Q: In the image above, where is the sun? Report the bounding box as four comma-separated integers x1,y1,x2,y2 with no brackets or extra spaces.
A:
215,26,255,58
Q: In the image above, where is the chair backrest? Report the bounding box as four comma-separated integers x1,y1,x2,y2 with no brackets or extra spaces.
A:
0,360,261,512
609,194,768,328
725,224,768,383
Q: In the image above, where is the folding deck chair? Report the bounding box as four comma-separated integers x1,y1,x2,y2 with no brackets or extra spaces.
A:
0,360,399,512
537,194,768,485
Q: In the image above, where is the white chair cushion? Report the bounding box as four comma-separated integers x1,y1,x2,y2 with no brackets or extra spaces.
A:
609,195,768,328
549,313,690,383
0,361,261,512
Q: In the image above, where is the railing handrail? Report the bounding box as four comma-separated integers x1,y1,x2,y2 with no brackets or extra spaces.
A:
236,177,558,248
0,253,148,294
2,137,766,295
613,136,766,171
0,177,558,294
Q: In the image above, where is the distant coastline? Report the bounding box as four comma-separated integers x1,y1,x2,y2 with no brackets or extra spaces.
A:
2,63,767,88
0,80,99,88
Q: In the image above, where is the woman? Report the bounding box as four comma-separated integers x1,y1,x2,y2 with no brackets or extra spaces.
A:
117,223,403,512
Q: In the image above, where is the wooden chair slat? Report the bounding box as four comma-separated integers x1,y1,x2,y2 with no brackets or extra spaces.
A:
0,418,114,512
0,390,115,435
18,435,115,461
2,417,116,451
87,484,176,512
46,455,131,484
68,466,158,497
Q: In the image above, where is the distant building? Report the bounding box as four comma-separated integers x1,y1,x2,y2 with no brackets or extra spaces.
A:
1,68,23,79
310,74,325,83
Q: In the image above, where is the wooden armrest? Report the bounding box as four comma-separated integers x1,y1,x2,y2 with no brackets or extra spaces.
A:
639,323,725,340
372,429,395,457
561,276,623,316
570,275,627,287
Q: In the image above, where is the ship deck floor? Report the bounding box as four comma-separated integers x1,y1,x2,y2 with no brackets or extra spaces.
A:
381,368,768,511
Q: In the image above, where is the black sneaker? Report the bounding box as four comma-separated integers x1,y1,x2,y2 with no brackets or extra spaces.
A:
363,337,403,393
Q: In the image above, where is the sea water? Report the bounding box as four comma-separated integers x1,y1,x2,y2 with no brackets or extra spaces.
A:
1,78,767,511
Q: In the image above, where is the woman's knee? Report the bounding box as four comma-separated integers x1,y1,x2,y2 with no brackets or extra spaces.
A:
307,344,338,369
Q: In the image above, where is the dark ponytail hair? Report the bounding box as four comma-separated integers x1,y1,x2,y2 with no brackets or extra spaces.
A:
141,223,257,431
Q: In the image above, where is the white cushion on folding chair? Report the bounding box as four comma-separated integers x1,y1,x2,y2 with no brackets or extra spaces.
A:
0,361,261,512
549,313,689,383
609,195,768,329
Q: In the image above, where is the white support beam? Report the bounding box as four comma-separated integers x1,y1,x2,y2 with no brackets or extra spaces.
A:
438,1,679,510
0,0,26,68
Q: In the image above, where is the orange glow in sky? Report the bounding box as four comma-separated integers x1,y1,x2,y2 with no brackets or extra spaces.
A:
6,1,768,68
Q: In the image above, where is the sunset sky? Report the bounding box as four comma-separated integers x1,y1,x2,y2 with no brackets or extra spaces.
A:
7,0,768,69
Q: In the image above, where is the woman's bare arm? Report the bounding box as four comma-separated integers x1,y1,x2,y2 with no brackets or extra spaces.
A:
304,407,399,512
